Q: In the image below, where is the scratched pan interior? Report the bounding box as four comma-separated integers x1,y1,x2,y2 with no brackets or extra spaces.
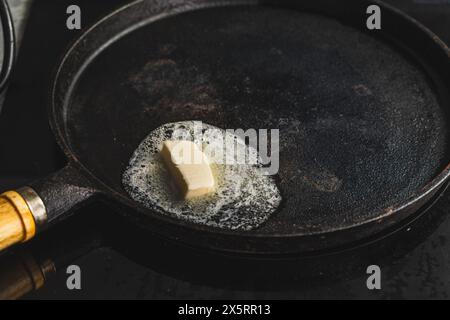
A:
56,1,450,253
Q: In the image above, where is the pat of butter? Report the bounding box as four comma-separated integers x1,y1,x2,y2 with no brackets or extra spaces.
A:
160,140,215,199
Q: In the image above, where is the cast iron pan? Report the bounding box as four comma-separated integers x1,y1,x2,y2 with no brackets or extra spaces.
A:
1,0,450,255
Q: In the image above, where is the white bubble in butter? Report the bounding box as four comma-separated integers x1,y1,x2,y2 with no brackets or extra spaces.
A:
122,121,281,231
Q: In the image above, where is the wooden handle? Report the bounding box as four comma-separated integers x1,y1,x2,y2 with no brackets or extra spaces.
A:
0,252,48,300
0,191,36,251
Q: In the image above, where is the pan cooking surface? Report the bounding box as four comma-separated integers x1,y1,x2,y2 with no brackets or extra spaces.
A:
64,6,450,235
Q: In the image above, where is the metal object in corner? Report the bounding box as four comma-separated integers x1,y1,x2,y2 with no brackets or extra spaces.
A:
0,0,15,93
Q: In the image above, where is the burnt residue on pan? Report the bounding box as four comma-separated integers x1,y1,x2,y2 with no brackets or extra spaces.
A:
65,5,450,237
128,57,220,118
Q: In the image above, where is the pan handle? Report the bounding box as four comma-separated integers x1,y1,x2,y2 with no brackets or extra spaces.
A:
0,0,15,92
0,250,54,300
0,165,97,251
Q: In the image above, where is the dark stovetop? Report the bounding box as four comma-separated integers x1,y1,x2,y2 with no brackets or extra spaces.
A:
1,0,450,299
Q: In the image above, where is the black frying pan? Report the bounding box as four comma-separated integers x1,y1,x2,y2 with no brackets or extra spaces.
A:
1,0,450,255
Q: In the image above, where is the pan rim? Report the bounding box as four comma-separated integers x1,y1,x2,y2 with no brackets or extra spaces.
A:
50,0,450,240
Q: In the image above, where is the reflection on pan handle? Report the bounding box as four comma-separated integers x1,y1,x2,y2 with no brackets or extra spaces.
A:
0,164,97,251
0,250,55,300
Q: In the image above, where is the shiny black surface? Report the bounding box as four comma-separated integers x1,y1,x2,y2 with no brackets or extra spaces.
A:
1,0,450,299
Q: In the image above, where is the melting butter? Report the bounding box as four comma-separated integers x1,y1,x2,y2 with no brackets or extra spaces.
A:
122,121,281,231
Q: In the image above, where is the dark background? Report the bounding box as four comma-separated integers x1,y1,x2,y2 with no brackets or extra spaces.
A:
0,0,450,299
